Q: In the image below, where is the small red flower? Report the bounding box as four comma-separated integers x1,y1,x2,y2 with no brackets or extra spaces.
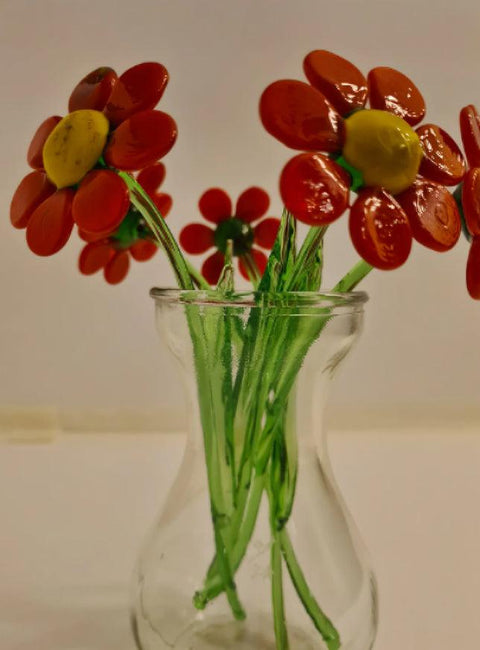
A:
459,105,480,299
260,50,464,270
10,63,176,259
179,188,280,285
77,163,172,284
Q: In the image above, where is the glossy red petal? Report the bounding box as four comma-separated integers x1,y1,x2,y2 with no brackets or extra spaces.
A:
137,163,166,194
27,116,62,169
397,178,460,252
72,170,130,235
349,188,412,270
130,239,158,261
238,249,268,280
104,110,177,171
235,187,270,223
466,237,480,299
368,67,426,126
462,167,480,236
416,124,466,186
303,50,368,116
460,105,480,168
179,223,215,254
26,188,75,256
104,62,169,126
78,228,112,243
280,153,350,226
254,218,281,249
69,67,118,112
78,241,114,275
10,171,56,229
259,80,343,153
151,192,172,217
202,251,225,285
104,250,130,284
199,188,232,223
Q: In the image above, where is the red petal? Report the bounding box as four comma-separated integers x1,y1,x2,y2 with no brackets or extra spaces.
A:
235,187,269,223
26,188,75,256
104,250,130,284
202,251,225,285
72,170,130,235
259,80,343,152
10,171,56,229
104,62,169,126
78,228,112,243
69,67,118,112
27,116,62,169
368,67,426,126
303,50,368,116
179,223,214,254
467,237,480,299
238,249,268,280
462,167,480,236
280,153,350,226
137,163,166,194
151,192,172,217
104,110,177,171
349,188,412,269
78,241,114,274
254,218,280,249
130,239,158,261
397,178,460,252
460,105,480,168
416,124,466,186
199,188,232,223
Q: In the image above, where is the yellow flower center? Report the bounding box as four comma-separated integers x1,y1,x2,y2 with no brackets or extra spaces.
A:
43,110,109,189
342,109,423,195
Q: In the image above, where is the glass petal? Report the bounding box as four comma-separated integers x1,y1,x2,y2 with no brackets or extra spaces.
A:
26,188,75,256
69,67,118,112
466,236,480,299
235,187,270,223
72,170,130,235
201,251,225,285
254,218,281,249
303,50,368,116
238,249,268,280
27,116,62,169
259,80,343,152
104,62,169,126
78,241,114,275
462,168,480,236
199,188,232,223
104,250,130,284
151,192,172,218
368,67,426,126
416,124,466,185
137,163,166,194
460,104,480,168
280,153,349,225
179,223,215,254
10,171,56,229
130,239,158,261
104,109,177,171
349,188,412,269
397,178,460,251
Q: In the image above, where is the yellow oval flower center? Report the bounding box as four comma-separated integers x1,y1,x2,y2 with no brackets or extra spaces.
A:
342,109,423,195
43,110,109,189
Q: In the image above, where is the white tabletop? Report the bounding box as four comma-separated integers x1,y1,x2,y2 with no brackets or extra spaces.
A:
1,430,480,650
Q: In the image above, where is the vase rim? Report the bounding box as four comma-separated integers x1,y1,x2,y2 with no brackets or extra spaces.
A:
150,288,368,311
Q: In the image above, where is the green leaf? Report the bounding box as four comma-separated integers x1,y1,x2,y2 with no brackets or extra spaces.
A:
258,209,297,293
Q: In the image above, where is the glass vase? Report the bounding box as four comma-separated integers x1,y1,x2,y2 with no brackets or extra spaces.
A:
131,290,377,650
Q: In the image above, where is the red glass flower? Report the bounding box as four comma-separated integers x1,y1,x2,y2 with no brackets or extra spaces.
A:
77,163,172,284
10,63,176,259
260,50,464,269
179,188,280,284
459,104,480,299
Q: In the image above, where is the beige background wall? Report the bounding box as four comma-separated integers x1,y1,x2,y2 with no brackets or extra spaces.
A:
1,0,479,432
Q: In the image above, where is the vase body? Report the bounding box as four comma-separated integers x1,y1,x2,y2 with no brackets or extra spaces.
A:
132,290,376,650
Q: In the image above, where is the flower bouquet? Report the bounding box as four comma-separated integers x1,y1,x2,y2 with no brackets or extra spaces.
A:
10,51,480,650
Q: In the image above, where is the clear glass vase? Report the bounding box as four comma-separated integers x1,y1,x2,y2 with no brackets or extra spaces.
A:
132,290,377,650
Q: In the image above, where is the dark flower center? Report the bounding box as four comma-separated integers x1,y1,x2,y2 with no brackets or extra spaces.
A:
214,217,254,256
